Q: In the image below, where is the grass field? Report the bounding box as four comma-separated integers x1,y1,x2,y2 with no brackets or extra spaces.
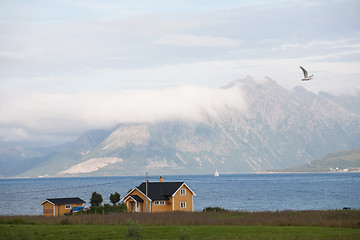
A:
1,224,360,240
1,210,359,239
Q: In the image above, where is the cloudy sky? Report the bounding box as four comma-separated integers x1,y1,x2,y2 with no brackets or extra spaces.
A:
1,0,359,143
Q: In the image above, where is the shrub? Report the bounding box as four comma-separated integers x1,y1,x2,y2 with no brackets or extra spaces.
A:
114,202,127,213
86,202,127,214
125,220,142,240
86,206,102,214
103,203,113,214
203,207,227,212
179,227,192,240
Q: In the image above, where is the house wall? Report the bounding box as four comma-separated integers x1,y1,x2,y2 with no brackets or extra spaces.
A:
42,202,54,216
151,199,172,212
42,202,83,216
55,203,83,216
173,185,194,212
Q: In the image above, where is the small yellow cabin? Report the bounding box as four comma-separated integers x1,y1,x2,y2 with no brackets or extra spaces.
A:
122,177,196,213
41,197,85,216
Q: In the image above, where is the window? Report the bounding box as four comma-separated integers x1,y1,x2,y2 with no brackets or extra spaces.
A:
180,201,186,209
180,189,186,196
65,204,71,209
154,201,165,205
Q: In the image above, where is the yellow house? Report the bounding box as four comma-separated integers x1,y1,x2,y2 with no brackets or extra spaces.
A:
41,197,85,216
122,177,196,213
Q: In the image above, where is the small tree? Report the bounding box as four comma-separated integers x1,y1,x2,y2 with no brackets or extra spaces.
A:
90,191,103,207
110,192,121,206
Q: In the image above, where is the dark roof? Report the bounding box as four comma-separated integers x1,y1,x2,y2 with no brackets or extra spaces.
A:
45,197,85,205
137,182,184,200
130,195,144,202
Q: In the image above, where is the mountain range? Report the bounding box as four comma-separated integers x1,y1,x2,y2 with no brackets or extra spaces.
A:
2,77,360,178
272,148,360,172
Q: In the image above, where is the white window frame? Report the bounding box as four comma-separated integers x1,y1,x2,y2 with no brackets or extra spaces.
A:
154,200,165,205
65,204,71,209
180,189,186,196
180,201,186,209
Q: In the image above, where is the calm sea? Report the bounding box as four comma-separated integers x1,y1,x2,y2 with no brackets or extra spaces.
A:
0,173,359,215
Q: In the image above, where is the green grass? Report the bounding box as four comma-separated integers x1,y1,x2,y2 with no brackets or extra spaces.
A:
1,210,359,239
1,225,360,240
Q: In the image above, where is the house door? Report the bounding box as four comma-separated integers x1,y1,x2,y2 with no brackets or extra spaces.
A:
135,202,140,212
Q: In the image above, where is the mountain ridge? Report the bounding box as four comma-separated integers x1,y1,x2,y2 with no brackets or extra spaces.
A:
270,148,360,173
10,77,360,177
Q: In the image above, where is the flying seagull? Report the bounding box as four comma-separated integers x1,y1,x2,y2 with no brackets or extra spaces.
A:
300,66,313,81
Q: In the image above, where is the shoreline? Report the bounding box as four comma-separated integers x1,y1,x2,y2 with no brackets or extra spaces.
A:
2,171,360,180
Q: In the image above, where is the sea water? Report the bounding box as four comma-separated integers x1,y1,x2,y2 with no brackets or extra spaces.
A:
0,173,359,215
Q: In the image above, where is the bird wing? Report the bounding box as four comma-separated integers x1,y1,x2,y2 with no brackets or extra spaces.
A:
300,66,308,78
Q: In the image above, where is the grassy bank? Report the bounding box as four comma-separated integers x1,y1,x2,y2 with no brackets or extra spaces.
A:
1,210,359,239
1,225,360,240
1,210,359,228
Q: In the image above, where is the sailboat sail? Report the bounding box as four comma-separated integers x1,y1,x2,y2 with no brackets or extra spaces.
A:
214,169,219,177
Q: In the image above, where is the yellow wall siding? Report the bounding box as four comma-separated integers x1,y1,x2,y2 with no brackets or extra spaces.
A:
42,202,83,216
57,203,83,216
42,202,54,216
151,199,172,212
173,185,194,212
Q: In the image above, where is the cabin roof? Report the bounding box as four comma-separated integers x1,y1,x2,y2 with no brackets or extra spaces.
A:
42,197,85,205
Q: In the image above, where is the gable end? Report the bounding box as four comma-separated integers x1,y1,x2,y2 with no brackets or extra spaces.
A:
172,183,196,197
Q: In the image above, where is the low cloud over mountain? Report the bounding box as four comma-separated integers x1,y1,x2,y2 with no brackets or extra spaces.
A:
12,77,360,178
0,85,247,142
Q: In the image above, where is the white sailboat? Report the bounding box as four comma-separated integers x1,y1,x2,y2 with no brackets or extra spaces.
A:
214,169,219,177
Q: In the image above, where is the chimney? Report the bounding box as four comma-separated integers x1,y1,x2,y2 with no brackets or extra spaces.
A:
160,176,164,182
